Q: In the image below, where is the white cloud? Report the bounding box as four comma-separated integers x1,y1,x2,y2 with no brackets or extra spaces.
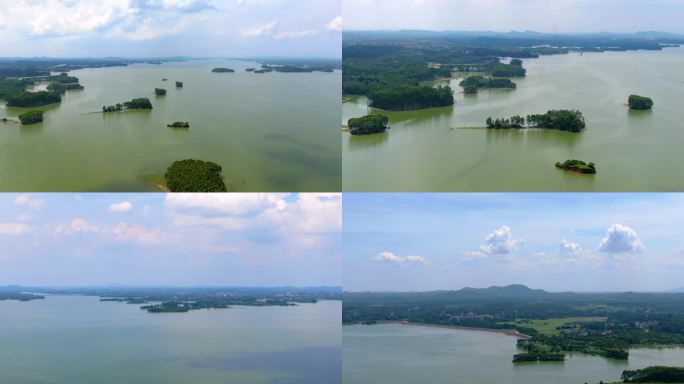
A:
0,222,31,236
13,195,46,209
374,251,427,265
598,223,645,254
462,250,486,261
480,225,521,254
108,201,133,212
242,20,278,37
53,219,99,235
559,239,584,257
112,222,161,245
325,16,342,31
166,193,286,215
274,29,319,40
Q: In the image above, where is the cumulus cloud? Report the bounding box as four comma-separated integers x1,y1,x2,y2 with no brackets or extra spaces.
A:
482,225,521,253
242,20,278,37
0,222,31,236
165,193,286,215
53,219,99,235
325,16,342,31
14,195,46,209
374,251,427,265
112,222,161,245
108,201,133,212
559,239,584,257
598,223,645,254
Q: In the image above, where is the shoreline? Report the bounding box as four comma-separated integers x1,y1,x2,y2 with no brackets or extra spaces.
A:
376,320,532,339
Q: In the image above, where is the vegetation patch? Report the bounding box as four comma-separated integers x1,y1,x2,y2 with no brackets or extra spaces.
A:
211,67,235,73
175,81,183,88
486,110,586,132
555,159,597,174
460,75,516,94
369,85,454,111
18,110,44,125
628,94,654,110
348,114,389,135
167,121,189,128
102,98,153,112
6,91,61,108
154,88,167,96
164,159,227,192
621,366,684,383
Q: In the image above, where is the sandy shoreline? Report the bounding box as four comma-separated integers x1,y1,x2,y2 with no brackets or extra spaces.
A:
376,320,532,339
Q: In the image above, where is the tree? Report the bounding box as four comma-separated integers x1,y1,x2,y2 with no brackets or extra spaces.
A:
348,114,389,135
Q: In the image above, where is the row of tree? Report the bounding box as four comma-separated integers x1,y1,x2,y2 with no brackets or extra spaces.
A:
369,85,454,110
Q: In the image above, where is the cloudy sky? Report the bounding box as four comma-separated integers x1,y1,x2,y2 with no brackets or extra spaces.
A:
344,193,684,292
0,193,341,286
343,0,684,33
0,0,341,57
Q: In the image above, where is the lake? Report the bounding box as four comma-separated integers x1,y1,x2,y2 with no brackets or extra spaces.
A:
0,295,341,384
343,324,684,384
343,47,684,191
0,60,341,192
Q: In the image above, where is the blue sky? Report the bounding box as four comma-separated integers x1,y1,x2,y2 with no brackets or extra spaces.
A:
344,193,684,292
0,193,341,286
0,0,341,57
343,0,684,33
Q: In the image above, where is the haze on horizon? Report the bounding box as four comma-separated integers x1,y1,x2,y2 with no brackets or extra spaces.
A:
343,0,684,34
0,0,341,58
0,193,341,287
344,193,684,293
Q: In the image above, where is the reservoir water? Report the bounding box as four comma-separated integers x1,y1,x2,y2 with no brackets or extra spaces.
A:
0,295,341,384
343,47,684,191
0,60,341,192
343,324,684,384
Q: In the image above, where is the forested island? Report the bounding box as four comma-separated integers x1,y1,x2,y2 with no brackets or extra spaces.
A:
102,98,153,112
555,159,597,174
342,31,682,110
6,91,61,108
460,75,516,94
0,286,341,313
164,159,227,192
343,285,684,363
167,121,189,128
154,88,166,96
485,110,586,132
175,81,183,88
628,94,654,110
348,114,389,135
18,110,44,125
211,67,235,73
369,85,454,110
619,366,684,383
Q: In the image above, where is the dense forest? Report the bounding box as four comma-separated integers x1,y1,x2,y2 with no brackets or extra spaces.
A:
343,285,684,363
348,114,389,135
460,75,516,94
164,159,227,192
628,94,654,110
555,159,597,174
18,110,44,125
369,85,454,110
102,98,153,112
485,110,586,132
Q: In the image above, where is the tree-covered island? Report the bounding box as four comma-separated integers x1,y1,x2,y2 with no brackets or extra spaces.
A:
211,67,235,73
555,159,597,174
6,91,61,108
348,114,389,135
369,85,454,110
18,110,44,125
486,110,586,132
164,159,227,192
460,75,516,94
628,94,654,110
620,366,684,383
154,88,167,96
175,81,183,88
167,121,189,128
102,98,153,112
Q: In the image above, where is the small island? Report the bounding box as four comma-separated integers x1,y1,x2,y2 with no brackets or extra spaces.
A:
102,98,153,112
6,91,61,108
512,353,565,363
628,94,654,110
167,121,189,128
369,85,454,111
175,81,183,88
460,75,516,94
164,159,227,192
18,110,44,125
555,159,597,174
211,67,235,73
486,110,586,132
154,88,166,96
348,114,389,135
